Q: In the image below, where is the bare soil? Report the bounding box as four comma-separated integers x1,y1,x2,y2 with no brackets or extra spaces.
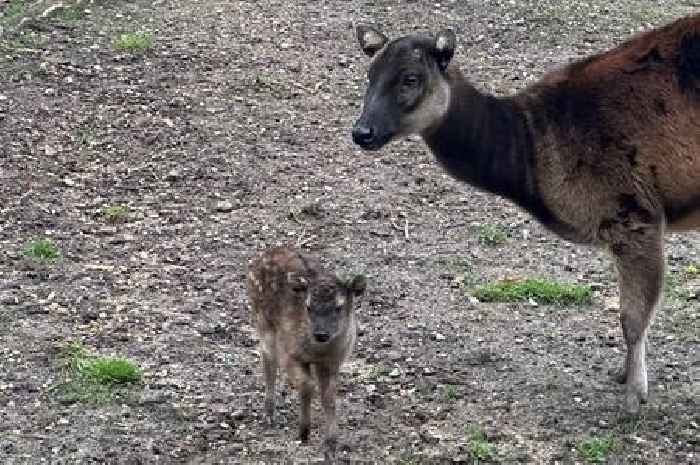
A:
0,1,698,464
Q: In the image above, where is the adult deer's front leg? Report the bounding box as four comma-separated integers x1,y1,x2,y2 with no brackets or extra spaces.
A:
612,225,664,415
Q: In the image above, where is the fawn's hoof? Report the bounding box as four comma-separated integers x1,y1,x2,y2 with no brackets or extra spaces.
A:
323,438,337,464
299,427,310,444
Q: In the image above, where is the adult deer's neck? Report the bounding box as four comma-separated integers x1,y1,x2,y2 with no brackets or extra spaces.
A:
422,70,555,225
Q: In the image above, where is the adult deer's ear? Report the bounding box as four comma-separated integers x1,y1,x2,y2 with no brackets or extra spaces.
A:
347,274,367,297
433,29,456,71
357,24,388,57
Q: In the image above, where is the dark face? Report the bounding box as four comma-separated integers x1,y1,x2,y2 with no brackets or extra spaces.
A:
352,26,456,150
290,274,366,343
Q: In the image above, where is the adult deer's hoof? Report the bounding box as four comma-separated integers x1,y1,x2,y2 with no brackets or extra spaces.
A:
608,366,626,384
623,386,648,416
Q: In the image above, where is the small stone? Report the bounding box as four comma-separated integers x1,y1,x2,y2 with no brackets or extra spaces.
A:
0,294,18,305
604,296,619,312
80,309,99,323
109,234,135,244
215,201,234,213
97,227,117,235
388,368,400,378
165,170,181,181
139,391,167,405
24,305,49,315
434,332,446,341
468,296,480,304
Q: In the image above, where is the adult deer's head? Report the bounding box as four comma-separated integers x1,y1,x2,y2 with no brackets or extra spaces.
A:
352,25,456,150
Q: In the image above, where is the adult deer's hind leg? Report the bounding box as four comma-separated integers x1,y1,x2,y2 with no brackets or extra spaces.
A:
611,223,664,415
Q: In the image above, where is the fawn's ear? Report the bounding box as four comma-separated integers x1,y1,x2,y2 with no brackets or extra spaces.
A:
347,274,367,297
357,24,388,57
433,29,456,71
287,272,308,292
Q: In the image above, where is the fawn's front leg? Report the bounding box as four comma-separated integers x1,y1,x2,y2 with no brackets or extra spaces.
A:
317,365,338,463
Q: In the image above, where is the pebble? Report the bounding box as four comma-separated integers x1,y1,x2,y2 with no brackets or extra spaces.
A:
215,201,234,213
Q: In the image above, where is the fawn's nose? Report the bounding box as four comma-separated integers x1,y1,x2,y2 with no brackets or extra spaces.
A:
313,331,330,343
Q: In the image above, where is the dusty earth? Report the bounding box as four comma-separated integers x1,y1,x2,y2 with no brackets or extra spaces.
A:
0,0,698,463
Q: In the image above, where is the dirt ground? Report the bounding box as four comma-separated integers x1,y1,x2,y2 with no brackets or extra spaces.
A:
0,0,698,464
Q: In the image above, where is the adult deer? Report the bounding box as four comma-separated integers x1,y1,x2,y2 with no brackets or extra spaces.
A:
352,14,700,415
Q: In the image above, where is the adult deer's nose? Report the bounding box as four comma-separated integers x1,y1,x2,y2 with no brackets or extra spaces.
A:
313,331,330,343
352,124,374,147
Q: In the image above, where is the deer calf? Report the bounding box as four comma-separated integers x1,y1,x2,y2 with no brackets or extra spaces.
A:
247,246,366,461
352,14,700,415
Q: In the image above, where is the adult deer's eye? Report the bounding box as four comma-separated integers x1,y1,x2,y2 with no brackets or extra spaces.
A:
402,74,420,87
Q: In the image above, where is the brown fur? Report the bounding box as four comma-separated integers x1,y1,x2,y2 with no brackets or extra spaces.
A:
247,246,366,462
353,15,700,415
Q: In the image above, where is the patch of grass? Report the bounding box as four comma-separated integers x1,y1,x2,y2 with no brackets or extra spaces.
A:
475,224,507,246
54,341,141,404
112,32,153,52
664,262,700,301
23,238,60,262
396,453,421,465
576,434,617,464
101,204,129,223
684,264,699,276
73,127,96,147
466,426,495,461
57,5,84,22
2,0,28,21
472,277,592,305
614,414,646,435
443,384,458,401
82,357,141,384
0,31,42,54
367,363,391,379
254,72,276,88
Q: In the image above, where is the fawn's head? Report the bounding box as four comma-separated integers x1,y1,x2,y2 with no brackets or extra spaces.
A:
287,272,366,344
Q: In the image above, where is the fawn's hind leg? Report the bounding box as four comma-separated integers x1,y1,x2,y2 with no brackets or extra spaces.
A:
260,331,278,426
610,224,664,415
